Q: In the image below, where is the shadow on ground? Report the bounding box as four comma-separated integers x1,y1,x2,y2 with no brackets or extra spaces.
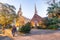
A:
0,36,13,40
23,29,60,36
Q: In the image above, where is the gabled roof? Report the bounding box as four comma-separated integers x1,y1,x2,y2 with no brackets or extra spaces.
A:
31,4,43,22
31,13,43,22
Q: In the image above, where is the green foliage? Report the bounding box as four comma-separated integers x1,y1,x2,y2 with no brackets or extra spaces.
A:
47,25,58,29
44,17,60,29
0,24,2,29
19,22,31,33
45,17,58,25
5,24,12,29
57,19,60,23
0,2,16,27
36,26,41,29
47,1,60,17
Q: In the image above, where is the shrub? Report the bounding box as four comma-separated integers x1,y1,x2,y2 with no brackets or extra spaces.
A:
0,24,2,29
19,22,31,33
47,25,58,29
37,26,43,29
5,24,12,29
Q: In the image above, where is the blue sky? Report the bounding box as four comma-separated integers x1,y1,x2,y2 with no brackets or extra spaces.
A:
0,0,60,19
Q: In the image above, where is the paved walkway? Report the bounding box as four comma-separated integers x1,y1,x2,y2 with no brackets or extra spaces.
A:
13,29,60,40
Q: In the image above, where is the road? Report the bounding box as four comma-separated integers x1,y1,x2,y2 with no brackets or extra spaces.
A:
13,29,60,40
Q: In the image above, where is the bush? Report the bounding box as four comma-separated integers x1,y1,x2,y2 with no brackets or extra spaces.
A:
47,25,58,29
37,26,43,29
19,22,31,33
37,26,47,29
0,24,2,29
5,24,12,29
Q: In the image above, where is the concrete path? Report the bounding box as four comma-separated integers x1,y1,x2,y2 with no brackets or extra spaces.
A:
13,29,60,40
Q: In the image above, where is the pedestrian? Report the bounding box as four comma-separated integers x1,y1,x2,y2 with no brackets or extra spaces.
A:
12,25,17,37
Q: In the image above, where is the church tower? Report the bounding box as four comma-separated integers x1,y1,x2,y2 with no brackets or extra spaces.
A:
18,4,22,17
35,4,37,14
31,4,45,28
16,4,30,27
16,4,25,27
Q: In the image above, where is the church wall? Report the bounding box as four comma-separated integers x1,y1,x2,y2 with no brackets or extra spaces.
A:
30,20,46,28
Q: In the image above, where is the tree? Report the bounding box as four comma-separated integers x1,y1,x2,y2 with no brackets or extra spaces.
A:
46,1,60,29
47,1,60,18
19,22,31,33
0,2,16,28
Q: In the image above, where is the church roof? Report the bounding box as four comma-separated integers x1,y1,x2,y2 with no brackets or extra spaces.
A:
31,14,43,22
31,4,43,22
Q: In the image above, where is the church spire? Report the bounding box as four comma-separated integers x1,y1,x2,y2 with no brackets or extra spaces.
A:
19,4,22,11
18,4,22,16
53,0,55,4
35,4,37,14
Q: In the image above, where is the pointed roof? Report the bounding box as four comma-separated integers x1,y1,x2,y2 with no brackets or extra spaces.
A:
31,4,43,22
31,13,42,22
18,4,22,16
53,0,55,4
35,4,37,14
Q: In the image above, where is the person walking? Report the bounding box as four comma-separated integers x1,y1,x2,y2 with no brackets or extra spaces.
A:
12,25,17,37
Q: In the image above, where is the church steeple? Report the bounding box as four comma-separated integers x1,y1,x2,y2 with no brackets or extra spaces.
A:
18,4,22,17
53,0,55,4
35,4,37,14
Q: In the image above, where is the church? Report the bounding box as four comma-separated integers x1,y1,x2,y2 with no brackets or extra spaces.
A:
16,5,30,27
30,5,46,28
16,4,46,28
